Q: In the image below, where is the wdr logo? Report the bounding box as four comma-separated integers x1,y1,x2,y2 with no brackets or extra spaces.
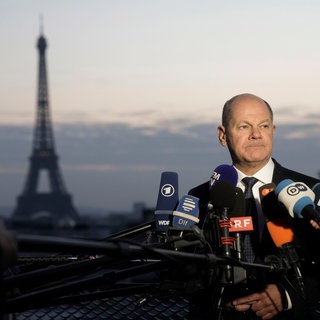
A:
158,220,170,226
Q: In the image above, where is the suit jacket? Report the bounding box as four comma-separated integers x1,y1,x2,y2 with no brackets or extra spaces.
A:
188,158,320,320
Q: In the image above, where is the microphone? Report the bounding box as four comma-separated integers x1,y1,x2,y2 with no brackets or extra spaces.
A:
259,182,294,245
275,179,320,224
210,180,237,283
172,195,200,229
261,183,304,294
268,220,304,294
266,221,294,246
229,187,254,234
259,182,293,246
228,187,251,257
312,183,320,210
227,187,248,284
210,180,237,210
208,164,238,213
154,172,179,232
209,164,238,189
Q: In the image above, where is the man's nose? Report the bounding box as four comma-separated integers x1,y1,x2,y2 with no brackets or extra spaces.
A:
250,127,262,138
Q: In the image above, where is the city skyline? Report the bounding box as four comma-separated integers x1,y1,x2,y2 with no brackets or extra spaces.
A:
1,1,320,213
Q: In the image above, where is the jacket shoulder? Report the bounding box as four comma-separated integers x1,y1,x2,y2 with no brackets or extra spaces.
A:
188,181,209,198
272,159,320,187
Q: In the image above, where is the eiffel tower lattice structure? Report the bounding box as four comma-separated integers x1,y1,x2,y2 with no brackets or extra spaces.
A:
12,31,79,227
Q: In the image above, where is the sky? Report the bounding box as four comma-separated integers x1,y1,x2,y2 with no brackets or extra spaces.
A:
1,1,320,216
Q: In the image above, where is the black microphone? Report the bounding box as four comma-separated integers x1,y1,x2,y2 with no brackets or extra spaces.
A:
259,183,293,246
267,219,305,295
154,172,179,232
275,179,320,224
312,182,320,211
227,187,248,284
210,180,237,283
208,164,238,214
209,165,248,264
228,188,249,258
260,183,304,294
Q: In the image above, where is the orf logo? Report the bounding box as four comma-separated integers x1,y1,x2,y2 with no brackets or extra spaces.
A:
161,184,175,197
286,183,307,196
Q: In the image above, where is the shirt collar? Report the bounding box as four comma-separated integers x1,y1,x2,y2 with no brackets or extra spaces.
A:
234,158,274,184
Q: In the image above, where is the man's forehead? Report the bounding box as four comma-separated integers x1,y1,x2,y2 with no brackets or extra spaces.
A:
230,101,271,117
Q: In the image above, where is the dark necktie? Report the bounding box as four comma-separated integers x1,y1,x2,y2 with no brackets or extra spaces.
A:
242,177,259,263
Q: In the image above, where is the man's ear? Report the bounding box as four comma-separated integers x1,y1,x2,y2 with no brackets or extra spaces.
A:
217,125,227,147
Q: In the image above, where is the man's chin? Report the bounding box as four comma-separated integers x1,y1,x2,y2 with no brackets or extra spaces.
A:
246,149,270,160
245,157,269,167
243,150,269,161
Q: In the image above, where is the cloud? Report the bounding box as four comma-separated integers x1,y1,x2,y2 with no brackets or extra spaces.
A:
305,113,320,123
276,123,320,140
0,121,319,212
275,107,320,125
64,163,163,173
0,167,24,174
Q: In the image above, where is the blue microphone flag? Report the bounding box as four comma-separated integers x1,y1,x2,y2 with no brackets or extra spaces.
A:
154,171,179,231
209,164,238,189
172,195,199,229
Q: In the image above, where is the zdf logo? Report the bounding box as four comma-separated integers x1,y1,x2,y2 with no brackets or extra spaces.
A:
286,183,307,196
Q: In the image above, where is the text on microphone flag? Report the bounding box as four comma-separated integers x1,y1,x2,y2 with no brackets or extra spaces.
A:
209,164,238,188
229,216,254,232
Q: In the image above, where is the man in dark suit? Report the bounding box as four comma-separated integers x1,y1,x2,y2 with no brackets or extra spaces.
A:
188,93,320,319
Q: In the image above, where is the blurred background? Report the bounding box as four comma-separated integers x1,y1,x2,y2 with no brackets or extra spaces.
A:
1,0,320,238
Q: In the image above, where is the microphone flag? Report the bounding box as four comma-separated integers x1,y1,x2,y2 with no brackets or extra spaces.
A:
209,164,238,189
275,179,320,224
259,182,294,247
172,195,200,229
154,172,179,231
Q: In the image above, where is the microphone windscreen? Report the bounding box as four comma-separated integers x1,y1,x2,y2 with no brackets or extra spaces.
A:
229,187,246,218
228,187,254,232
259,182,283,221
154,171,179,231
294,198,315,218
266,219,294,247
276,179,315,218
259,182,276,199
312,183,320,209
259,182,295,247
209,164,238,189
210,180,236,209
172,195,200,229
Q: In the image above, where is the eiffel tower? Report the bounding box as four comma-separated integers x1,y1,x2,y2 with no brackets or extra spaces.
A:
12,30,79,227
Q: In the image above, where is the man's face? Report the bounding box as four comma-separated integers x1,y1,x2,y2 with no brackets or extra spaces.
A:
218,96,275,171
